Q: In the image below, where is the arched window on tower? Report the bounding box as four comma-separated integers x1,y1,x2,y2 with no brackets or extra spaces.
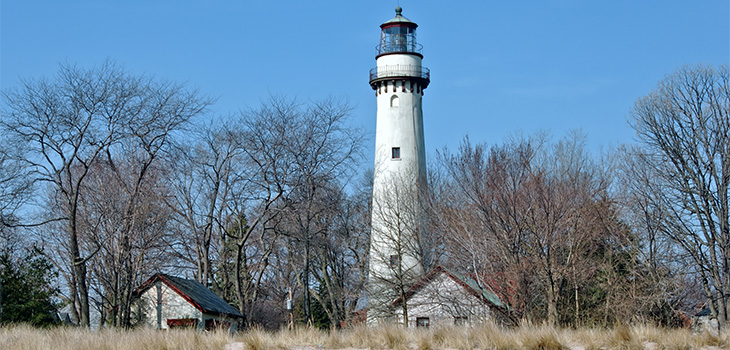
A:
390,95,399,107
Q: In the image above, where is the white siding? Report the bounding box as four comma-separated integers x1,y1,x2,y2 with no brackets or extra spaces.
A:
394,273,493,328
138,282,202,330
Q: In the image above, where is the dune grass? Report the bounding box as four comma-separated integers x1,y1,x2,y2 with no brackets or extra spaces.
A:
0,323,727,350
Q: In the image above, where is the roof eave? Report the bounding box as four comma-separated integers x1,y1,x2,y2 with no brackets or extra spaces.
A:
391,266,509,312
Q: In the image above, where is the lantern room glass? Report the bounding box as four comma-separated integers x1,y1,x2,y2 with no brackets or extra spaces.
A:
379,25,418,54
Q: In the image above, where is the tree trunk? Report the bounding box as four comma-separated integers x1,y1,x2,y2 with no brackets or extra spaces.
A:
401,284,408,327
69,208,90,327
574,280,579,327
234,241,247,326
303,241,311,325
546,272,558,327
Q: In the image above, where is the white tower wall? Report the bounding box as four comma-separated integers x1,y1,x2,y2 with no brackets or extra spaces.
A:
373,54,427,183
370,57,427,279
367,7,430,324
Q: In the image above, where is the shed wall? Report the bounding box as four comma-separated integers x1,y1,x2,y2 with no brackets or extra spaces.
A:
394,273,493,327
138,282,202,330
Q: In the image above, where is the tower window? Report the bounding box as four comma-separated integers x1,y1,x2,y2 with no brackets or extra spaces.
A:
391,147,400,159
390,94,400,107
389,255,399,268
416,317,430,328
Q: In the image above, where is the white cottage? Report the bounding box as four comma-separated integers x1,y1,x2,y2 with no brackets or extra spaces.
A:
391,266,512,328
133,274,243,331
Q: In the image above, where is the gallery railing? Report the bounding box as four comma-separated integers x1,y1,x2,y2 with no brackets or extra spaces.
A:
369,65,430,82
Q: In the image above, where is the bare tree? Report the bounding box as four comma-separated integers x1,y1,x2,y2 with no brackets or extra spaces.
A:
521,133,614,326
435,132,625,326
103,77,207,327
269,97,364,325
310,178,371,328
0,141,32,230
166,121,242,287
628,65,730,327
1,61,210,326
435,136,540,321
367,169,430,326
279,178,369,328
615,145,692,325
2,62,127,326
224,98,301,324
166,97,363,328
80,157,175,327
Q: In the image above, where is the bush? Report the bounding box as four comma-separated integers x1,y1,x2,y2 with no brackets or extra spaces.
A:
0,246,59,326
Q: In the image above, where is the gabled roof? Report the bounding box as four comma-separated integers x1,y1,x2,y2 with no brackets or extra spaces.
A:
392,265,507,310
695,306,712,317
135,273,243,318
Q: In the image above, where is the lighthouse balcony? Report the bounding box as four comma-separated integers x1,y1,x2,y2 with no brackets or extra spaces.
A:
369,65,430,84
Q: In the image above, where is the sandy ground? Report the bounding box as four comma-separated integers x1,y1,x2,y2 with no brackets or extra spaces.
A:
226,342,727,350
227,346,368,350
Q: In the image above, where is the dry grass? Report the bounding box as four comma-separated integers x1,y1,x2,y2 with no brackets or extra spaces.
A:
0,323,728,350
0,324,233,350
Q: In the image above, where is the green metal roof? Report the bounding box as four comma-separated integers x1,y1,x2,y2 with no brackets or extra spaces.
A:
136,273,243,318
382,6,417,27
447,268,507,309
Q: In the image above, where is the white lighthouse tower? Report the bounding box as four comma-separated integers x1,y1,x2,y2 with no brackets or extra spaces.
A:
367,7,430,324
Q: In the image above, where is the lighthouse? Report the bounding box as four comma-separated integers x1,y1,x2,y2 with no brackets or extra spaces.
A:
367,7,430,324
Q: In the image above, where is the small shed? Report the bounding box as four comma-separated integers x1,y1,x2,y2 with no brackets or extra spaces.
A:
692,306,719,334
134,273,243,332
391,266,512,328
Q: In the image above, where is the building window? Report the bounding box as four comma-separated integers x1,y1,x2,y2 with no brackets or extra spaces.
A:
416,317,430,328
392,147,400,159
390,94,400,107
454,316,468,326
389,254,399,268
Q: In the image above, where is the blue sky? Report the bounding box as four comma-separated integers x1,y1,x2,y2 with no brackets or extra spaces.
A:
2,1,728,165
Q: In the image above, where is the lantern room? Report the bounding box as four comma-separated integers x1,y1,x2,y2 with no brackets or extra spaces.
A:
377,6,422,57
